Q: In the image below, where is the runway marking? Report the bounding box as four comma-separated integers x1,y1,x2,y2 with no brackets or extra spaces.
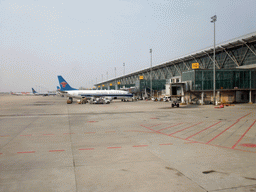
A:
17,151,35,154
20,134,32,136
124,130,154,133
107,147,122,149
43,134,54,136
157,123,183,132
133,145,148,147
232,120,256,149
168,122,203,136
185,121,221,140
140,125,170,136
87,121,97,123
49,150,65,152
150,124,162,128
240,143,256,148
206,113,251,144
79,148,94,150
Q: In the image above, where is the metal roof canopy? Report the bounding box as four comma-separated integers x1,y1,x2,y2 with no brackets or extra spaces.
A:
96,32,256,86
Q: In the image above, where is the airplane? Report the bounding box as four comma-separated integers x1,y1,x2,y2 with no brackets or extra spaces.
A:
32,88,56,96
57,75,133,104
11,91,33,96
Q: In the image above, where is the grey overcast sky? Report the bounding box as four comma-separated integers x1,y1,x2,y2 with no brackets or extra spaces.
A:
1,0,256,92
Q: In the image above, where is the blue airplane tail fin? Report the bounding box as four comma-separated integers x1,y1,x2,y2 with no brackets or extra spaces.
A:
58,76,78,91
32,88,37,93
57,86,60,91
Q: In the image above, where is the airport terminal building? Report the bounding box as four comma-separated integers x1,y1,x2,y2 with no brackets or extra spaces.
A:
95,32,256,104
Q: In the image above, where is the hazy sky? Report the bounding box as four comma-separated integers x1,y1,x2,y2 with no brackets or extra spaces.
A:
1,0,256,92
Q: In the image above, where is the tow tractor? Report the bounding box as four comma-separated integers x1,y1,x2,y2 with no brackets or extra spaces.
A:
170,95,181,107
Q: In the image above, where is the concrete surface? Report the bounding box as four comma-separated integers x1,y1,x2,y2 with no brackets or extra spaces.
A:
0,95,255,192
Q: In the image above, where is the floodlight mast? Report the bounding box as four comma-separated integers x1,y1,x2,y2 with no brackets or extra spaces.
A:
211,15,217,105
150,49,152,99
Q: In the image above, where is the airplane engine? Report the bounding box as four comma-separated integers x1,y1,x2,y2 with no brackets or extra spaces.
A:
104,97,113,101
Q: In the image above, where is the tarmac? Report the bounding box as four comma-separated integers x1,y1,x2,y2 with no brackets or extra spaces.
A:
0,95,255,192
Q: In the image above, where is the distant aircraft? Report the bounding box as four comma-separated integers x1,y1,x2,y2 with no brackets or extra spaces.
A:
11,91,33,96
32,88,56,96
56,86,64,97
58,75,133,104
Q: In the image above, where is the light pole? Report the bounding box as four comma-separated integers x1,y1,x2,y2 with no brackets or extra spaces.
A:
150,49,152,98
211,15,217,105
115,67,116,90
123,63,125,75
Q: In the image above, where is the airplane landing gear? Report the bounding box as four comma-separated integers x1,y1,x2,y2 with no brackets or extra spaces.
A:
67,97,73,104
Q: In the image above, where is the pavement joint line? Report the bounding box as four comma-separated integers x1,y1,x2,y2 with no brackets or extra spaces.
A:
17,151,36,154
185,121,222,140
232,120,256,149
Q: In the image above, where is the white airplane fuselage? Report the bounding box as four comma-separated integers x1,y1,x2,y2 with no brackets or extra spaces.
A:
64,90,133,99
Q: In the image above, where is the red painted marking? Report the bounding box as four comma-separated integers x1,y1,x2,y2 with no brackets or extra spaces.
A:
169,122,203,136
150,124,162,128
17,151,35,154
49,150,65,152
140,125,170,136
185,121,221,140
79,148,94,150
0,153,3,154
133,145,148,147
125,130,154,133
87,121,97,123
238,113,251,120
20,134,32,136
157,123,183,132
206,113,251,144
159,143,172,145
43,134,54,136
63,133,75,135
85,132,96,134
240,143,256,148
232,120,256,149
107,147,122,149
